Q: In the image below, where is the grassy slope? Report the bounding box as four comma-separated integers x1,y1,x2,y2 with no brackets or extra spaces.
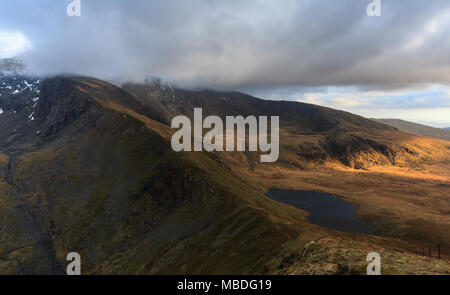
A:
85,79,448,273
0,77,448,274
124,80,450,255
1,78,305,274
123,80,450,269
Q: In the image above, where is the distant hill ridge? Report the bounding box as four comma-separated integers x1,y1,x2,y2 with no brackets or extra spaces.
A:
372,118,450,141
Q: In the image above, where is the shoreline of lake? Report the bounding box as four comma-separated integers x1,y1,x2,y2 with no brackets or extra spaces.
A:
266,189,375,235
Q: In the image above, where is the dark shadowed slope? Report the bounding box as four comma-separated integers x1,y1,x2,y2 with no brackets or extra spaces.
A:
0,75,304,274
123,81,395,133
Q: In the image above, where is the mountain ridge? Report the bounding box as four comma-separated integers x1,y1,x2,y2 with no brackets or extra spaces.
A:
372,118,450,141
0,74,448,274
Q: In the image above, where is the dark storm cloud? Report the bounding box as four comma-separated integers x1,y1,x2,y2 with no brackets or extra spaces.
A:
1,0,450,91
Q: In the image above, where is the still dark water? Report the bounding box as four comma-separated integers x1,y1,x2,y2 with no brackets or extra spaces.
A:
266,190,374,235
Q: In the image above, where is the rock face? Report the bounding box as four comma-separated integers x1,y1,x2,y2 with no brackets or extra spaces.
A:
0,58,24,73
0,75,448,274
0,73,41,146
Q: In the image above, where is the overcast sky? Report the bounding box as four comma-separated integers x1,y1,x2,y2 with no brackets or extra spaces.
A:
1,0,450,127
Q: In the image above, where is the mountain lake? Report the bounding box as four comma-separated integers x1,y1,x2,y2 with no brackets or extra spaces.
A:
266,190,374,235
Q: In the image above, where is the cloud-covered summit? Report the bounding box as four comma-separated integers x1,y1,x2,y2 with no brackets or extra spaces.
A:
1,0,450,126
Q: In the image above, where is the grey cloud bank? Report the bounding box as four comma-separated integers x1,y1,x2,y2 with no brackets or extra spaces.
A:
1,0,450,92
